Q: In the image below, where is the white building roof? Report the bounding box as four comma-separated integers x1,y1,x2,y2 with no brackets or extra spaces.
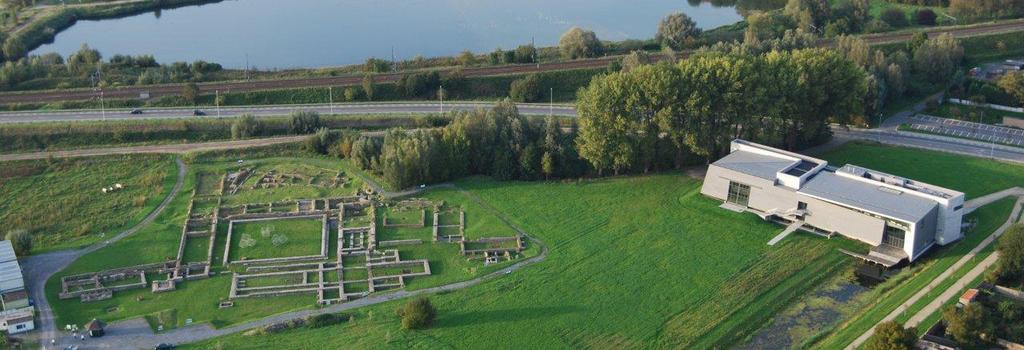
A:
0,242,24,293
798,171,938,223
713,150,796,181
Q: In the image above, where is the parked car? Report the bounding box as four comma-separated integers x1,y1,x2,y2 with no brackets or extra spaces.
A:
154,344,175,350
192,110,206,116
129,108,143,115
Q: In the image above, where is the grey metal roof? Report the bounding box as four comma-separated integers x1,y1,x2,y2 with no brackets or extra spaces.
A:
712,150,795,181
0,241,24,293
799,171,937,223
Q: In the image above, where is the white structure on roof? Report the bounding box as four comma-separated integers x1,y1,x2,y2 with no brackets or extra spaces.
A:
701,140,966,266
0,241,33,334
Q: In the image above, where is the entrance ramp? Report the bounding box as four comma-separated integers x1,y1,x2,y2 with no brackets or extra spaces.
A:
768,221,804,246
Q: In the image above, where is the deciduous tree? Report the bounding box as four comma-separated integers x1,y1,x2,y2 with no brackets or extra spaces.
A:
657,12,702,50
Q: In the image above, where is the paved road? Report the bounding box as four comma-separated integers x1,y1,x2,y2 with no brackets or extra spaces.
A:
2,19,1023,105
23,158,186,349
833,128,1024,164
0,102,577,124
845,194,1024,349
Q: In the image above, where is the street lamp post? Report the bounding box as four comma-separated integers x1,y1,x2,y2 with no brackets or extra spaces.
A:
329,86,334,115
100,89,106,121
439,85,444,115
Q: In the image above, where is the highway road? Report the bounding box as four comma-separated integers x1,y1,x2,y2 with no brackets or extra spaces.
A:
1,19,1023,105
0,102,577,123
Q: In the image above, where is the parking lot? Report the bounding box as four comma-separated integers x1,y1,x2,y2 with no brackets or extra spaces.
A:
909,114,1024,146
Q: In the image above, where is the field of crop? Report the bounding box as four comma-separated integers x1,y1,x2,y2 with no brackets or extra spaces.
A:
0,155,176,252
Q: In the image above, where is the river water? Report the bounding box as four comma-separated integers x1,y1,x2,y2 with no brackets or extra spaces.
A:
30,0,744,69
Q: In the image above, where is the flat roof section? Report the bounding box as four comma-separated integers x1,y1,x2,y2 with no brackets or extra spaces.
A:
713,150,797,181
0,242,24,293
799,171,938,223
784,160,819,177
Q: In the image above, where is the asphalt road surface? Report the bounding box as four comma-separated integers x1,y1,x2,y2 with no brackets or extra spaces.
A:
0,102,577,123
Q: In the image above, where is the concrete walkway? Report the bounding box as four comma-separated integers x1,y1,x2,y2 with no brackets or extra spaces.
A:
25,158,187,349
964,187,1024,213
768,221,803,246
845,193,1024,350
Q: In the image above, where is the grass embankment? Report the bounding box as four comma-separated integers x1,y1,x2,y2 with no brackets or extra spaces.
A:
924,103,1024,125
0,154,175,252
45,155,527,330
805,142,1024,349
0,113,436,154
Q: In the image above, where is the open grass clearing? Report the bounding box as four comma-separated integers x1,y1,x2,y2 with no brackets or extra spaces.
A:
0,154,175,252
182,237,211,263
229,217,324,261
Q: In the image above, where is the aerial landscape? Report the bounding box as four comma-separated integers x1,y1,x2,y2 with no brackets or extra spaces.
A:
0,0,1023,349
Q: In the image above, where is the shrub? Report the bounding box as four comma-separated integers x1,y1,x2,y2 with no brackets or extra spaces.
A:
916,9,937,25
289,111,322,134
514,44,537,64
306,313,346,328
865,321,917,350
343,87,360,102
5,230,32,257
364,58,391,73
559,27,603,59
397,297,436,330
657,12,701,50
509,74,542,102
399,71,441,98
231,113,260,139
880,9,909,28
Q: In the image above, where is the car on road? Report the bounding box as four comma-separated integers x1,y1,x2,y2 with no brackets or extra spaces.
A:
192,110,206,116
129,108,143,115
154,344,175,350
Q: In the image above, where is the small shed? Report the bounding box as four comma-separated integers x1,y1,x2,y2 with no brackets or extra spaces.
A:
959,288,979,306
85,318,106,337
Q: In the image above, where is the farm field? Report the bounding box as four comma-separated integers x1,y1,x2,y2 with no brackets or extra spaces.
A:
182,142,1024,349
45,154,530,330
0,154,176,252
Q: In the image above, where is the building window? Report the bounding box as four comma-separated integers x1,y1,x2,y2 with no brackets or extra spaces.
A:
882,225,906,248
727,181,751,207
15,324,24,330
797,202,808,210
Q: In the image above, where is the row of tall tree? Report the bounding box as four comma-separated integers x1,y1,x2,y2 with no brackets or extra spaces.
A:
575,48,867,174
342,100,586,189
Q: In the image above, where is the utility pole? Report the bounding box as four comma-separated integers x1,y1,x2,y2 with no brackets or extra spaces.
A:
439,85,444,115
216,90,221,118
245,53,250,81
99,89,106,121
549,88,554,118
533,36,539,68
329,86,334,115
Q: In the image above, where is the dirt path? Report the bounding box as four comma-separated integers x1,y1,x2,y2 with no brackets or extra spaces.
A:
845,193,1024,349
22,157,187,348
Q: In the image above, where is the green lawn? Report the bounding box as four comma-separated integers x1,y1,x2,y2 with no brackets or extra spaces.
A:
229,217,324,261
820,142,1024,198
184,174,853,349
0,155,175,252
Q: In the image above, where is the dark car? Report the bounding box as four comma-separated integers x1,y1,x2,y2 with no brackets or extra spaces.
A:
154,344,175,350
129,108,143,115
192,110,206,116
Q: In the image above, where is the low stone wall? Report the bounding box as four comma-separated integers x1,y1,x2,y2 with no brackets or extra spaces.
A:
377,239,423,247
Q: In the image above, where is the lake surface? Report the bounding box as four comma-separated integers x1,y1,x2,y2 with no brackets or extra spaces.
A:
30,0,743,69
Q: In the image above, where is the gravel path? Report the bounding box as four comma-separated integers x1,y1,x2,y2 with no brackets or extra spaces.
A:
24,158,186,349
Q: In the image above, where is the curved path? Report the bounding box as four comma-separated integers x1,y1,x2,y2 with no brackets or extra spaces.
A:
22,157,187,348
35,164,548,349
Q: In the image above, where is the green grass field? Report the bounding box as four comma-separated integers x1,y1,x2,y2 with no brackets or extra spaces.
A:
183,174,855,349
219,158,365,205
181,142,1024,349
46,154,529,330
229,217,324,261
0,155,176,252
